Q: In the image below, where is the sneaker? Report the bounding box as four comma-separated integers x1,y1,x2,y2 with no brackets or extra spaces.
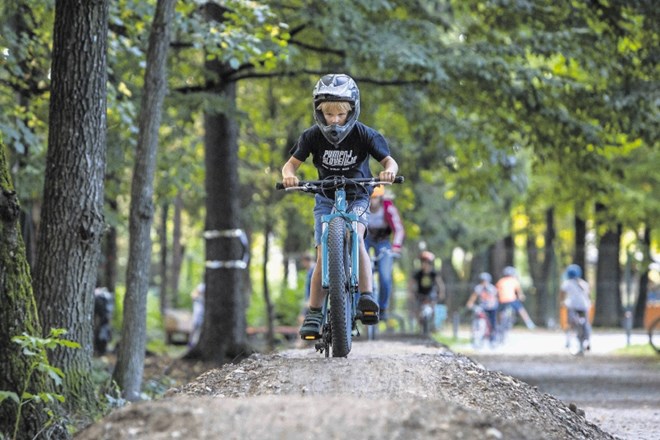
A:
358,293,379,325
299,309,323,340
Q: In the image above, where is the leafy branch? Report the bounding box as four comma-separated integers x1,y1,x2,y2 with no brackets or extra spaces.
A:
0,328,80,440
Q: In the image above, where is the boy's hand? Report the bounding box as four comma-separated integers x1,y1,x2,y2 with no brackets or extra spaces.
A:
379,170,396,183
282,176,299,188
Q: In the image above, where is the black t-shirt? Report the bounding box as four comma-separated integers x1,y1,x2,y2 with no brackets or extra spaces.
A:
414,269,438,297
290,122,391,198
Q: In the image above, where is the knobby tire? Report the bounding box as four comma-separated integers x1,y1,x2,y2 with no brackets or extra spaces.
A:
328,217,352,357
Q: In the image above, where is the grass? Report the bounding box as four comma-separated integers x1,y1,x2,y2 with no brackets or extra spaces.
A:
612,343,657,357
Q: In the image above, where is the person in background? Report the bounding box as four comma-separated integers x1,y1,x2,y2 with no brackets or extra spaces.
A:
189,282,205,347
559,264,591,350
496,266,536,330
409,251,446,332
365,184,404,320
93,287,114,356
466,272,499,344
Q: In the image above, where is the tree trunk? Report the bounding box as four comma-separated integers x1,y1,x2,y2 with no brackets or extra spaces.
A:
184,3,253,364
169,193,184,306
159,202,169,314
98,199,118,292
633,225,651,328
489,239,507,281
526,208,556,327
187,78,252,363
32,0,108,412
263,220,276,350
1,146,70,440
593,204,622,327
441,251,461,312
113,0,176,401
573,212,587,271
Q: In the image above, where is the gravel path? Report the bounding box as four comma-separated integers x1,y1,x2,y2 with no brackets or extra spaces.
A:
73,330,659,440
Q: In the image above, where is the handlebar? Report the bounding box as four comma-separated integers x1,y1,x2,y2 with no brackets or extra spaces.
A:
275,175,404,192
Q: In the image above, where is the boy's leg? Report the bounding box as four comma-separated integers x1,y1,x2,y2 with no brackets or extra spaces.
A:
300,199,331,339
357,222,379,323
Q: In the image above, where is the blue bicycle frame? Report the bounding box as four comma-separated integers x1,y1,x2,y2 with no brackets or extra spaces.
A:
319,187,360,322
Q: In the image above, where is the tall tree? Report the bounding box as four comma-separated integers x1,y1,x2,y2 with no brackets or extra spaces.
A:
0,143,69,440
32,0,108,412
186,34,253,362
593,204,623,327
113,0,176,401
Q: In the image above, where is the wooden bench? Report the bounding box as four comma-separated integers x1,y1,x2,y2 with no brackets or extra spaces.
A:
164,308,193,345
163,308,299,345
247,326,299,342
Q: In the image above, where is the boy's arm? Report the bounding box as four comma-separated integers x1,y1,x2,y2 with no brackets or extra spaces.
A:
282,157,303,188
379,156,398,182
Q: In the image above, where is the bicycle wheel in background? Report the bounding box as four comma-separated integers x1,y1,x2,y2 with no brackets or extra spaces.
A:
471,312,488,349
496,307,513,344
327,217,352,357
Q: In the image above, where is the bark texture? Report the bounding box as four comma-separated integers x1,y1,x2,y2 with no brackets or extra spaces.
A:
1,148,68,439
113,0,176,401
32,0,108,413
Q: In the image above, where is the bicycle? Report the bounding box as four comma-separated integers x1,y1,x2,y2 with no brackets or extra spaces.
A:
470,305,492,349
496,303,515,344
412,294,435,337
565,309,589,356
277,175,404,357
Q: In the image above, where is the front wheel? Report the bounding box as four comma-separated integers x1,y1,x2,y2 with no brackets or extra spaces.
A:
327,217,352,357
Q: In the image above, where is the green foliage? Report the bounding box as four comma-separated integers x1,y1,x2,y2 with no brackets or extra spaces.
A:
1,0,657,345
0,329,79,440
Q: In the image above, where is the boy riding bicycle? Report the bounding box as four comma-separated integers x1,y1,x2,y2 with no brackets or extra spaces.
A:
559,264,592,351
466,272,499,345
281,73,399,340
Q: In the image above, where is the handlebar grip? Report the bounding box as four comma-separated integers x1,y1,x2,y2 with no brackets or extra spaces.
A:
394,176,405,184
275,183,285,190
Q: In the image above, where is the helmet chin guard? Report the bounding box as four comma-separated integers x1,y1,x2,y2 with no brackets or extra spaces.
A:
313,74,360,145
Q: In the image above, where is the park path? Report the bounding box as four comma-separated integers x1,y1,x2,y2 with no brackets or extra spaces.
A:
456,328,660,440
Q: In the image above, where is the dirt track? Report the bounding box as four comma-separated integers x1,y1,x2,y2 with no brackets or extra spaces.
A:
75,330,659,440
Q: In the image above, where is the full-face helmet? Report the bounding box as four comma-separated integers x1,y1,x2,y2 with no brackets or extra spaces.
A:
312,74,360,145
566,264,582,279
478,272,492,283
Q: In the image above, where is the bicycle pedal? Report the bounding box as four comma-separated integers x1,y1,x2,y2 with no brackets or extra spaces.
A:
359,311,379,325
300,333,321,341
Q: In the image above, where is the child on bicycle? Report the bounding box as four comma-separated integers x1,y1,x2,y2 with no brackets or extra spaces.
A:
408,251,446,332
496,266,536,330
559,264,592,350
281,73,399,339
466,272,498,344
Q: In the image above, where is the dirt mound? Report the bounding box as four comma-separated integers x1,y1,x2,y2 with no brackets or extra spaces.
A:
76,339,617,440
